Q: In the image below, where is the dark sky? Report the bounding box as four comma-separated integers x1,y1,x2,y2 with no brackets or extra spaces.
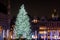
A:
1,0,60,18
11,0,60,18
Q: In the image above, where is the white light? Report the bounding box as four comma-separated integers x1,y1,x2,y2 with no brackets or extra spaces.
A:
32,35,37,39
53,35,58,39
11,35,13,39
44,31,47,34
3,30,5,38
32,35,34,38
7,30,9,38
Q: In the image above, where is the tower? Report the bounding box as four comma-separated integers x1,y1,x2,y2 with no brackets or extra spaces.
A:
6,0,11,39
52,9,59,18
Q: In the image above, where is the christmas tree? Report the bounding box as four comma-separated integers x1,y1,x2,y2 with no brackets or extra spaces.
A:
14,4,32,39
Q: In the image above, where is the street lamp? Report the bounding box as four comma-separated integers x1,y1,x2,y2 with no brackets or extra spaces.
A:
32,18,39,23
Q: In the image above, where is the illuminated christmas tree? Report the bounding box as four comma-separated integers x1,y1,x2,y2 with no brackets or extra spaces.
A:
14,4,31,39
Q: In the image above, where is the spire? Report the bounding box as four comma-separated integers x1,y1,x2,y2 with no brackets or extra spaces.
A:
52,9,59,18
7,0,11,19
54,9,56,13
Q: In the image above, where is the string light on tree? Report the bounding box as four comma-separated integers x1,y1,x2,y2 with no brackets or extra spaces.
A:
14,4,32,40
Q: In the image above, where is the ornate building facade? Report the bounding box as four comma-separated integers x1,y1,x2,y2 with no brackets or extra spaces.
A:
38,9,60,40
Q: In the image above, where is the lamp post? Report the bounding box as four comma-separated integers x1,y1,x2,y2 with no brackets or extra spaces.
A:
32,17,39,40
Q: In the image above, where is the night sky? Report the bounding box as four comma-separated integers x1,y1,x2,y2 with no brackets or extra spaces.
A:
11,0,60,18
0,0,60,18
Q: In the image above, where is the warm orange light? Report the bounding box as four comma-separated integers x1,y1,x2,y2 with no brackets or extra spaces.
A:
39,31,44,34
32,19,39,23
39,31,47,34
39,26,47,30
